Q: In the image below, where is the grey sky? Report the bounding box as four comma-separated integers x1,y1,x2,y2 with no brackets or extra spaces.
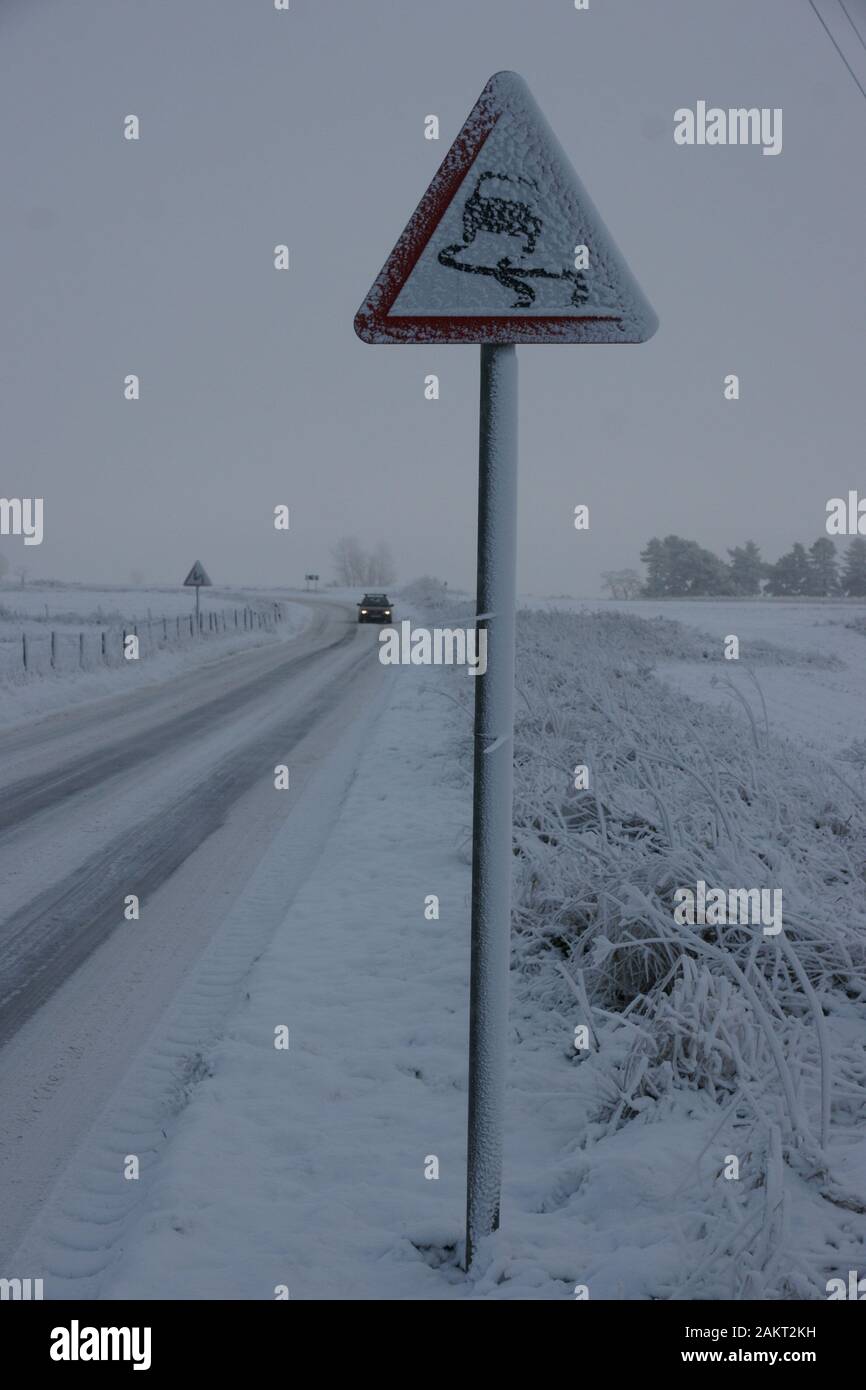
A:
1,0,864,594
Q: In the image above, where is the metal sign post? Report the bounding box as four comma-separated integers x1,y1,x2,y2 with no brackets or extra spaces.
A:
466,343,518,1264
355,70,657,1269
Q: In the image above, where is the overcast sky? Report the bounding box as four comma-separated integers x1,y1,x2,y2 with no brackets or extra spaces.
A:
1,0,864,595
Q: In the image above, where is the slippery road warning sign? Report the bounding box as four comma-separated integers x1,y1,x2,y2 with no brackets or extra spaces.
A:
355,71,656,1270
354,70,657,345
183,561,212,626
183,561,212,588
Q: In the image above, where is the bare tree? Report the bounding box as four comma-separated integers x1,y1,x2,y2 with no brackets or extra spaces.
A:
366,540,396,586
601,568,642,600
0,552,9,581
331,535,367,586
15,564,27,588
332,536,396,587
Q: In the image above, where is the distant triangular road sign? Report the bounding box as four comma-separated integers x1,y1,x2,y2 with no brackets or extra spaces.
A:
355,71,657,346
183,560,212,587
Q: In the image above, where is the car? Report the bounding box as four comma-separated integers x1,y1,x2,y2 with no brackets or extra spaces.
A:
358,593,394,624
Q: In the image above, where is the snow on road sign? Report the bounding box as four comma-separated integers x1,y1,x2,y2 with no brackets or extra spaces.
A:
183,561,212,587
355,71,657,345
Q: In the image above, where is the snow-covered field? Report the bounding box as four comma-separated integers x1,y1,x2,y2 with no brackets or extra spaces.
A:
12,595,864,1300
523,597,866,761
0,584,313,728
0,582,256,624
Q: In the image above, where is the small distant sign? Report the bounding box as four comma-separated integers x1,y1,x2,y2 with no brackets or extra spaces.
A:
305,573,319,581
183,561,212,588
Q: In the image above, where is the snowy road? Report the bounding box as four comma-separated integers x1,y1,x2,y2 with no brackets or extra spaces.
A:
0,598,387,1269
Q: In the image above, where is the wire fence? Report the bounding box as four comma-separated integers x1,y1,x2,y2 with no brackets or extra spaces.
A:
0,603,286,680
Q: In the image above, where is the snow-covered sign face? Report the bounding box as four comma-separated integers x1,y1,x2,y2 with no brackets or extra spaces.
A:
355,72,658,345
183,561,212,587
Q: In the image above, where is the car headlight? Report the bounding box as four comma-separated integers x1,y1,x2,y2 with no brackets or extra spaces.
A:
384,610,391,615
361,609,367,614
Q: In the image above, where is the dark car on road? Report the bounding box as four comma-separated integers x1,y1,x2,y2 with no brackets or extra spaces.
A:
357,593,394,624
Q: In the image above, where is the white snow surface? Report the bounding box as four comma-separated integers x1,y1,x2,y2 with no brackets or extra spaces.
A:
14,653,587,1299
9,595,866,1300
0,585,312,728
523,596,866,760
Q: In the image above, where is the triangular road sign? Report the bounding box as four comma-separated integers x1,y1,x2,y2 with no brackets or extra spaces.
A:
355,71,657,346
183,560,212,587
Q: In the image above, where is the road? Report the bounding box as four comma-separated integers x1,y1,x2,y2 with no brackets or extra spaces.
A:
0,598,387,1269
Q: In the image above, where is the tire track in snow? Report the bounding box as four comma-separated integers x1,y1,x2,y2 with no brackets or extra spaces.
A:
0,624,355,836
7,659,393,1297
0,636,372,1045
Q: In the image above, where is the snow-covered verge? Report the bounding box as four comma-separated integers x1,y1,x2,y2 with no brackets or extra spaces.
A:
0,586,312,728
502,609,866,1298
410,595,866,1299
521,596,866,761
19,603,866,1300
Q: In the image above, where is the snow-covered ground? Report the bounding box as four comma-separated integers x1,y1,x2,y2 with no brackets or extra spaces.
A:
523,597,866,761
0,584,313,728
0,599,385,1271
0,582,257,623
6,595,865,1300
15,654,579,1300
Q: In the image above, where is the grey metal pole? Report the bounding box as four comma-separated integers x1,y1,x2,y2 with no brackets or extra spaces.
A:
195,584,200,631
465,342,518,1269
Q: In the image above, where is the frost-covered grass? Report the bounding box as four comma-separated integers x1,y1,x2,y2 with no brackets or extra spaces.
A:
512,611,866,1297
428,598,866,1298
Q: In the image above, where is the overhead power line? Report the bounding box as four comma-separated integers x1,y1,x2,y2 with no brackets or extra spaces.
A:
838,0,866,50
808,0,866,102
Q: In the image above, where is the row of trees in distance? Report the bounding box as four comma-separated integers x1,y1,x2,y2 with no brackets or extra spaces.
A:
602,536,866,600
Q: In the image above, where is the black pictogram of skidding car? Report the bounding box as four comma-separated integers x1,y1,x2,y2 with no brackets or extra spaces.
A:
437,171,589,309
